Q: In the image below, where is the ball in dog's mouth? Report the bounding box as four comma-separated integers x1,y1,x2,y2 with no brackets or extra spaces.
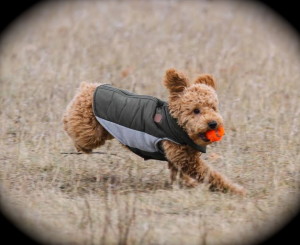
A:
199,133,210,142
205,127,225,142
199,127,225,143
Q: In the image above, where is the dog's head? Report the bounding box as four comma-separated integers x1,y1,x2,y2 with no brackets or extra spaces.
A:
163,69,224,146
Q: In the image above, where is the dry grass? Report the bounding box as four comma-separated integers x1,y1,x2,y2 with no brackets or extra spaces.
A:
0,0,299,244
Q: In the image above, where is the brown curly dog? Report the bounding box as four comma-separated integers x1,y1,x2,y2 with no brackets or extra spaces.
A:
63,69,245,195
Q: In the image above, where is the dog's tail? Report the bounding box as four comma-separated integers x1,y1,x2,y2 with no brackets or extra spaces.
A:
79,81,90,90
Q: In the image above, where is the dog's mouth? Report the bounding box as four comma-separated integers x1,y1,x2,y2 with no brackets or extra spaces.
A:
198,132,210,142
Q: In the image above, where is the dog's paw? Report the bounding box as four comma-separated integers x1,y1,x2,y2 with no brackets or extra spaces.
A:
75,143,92,153
228,184,247,196
209,183,247,196
180,175,198,188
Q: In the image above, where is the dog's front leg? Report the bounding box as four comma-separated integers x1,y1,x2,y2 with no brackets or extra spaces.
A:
168,160,198,187
167,161,178,185
162,141,246,195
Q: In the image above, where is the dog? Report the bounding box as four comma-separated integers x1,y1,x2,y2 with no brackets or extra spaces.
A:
63,69,245,195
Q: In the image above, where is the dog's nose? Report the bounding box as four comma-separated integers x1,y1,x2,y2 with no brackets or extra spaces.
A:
208,120,218,129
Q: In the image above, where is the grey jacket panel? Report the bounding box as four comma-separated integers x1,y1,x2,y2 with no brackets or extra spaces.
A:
96,117,162,153
93,84,206,161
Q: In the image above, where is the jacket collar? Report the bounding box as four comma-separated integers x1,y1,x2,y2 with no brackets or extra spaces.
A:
163,105,207,153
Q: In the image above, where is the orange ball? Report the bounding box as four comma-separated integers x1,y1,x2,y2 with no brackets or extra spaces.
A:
205,127,225,142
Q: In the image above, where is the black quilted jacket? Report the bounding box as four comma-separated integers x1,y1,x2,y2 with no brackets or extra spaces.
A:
93,84,206,161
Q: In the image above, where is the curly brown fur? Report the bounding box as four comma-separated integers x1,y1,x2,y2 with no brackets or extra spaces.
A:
63,82,113,153
163,69,245,194
63,69,246,195
163,141,244,194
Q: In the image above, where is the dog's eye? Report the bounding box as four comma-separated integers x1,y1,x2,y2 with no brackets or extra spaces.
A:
193,108,201,114
212,106,217,111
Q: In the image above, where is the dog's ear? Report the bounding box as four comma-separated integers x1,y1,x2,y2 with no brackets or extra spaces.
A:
163,69,189,94
194,74,216,90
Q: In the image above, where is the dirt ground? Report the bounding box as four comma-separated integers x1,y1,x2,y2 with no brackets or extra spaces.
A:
0,1,299,244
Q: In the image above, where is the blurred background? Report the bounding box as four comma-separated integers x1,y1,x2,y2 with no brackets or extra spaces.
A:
0,1,299,244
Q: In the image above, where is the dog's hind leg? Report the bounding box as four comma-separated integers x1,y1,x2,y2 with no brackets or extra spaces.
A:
63,82,113,153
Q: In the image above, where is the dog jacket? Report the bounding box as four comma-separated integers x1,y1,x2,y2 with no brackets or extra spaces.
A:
93,84,206,161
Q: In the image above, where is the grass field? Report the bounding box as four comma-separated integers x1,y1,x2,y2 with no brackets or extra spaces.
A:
0,1,299,244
